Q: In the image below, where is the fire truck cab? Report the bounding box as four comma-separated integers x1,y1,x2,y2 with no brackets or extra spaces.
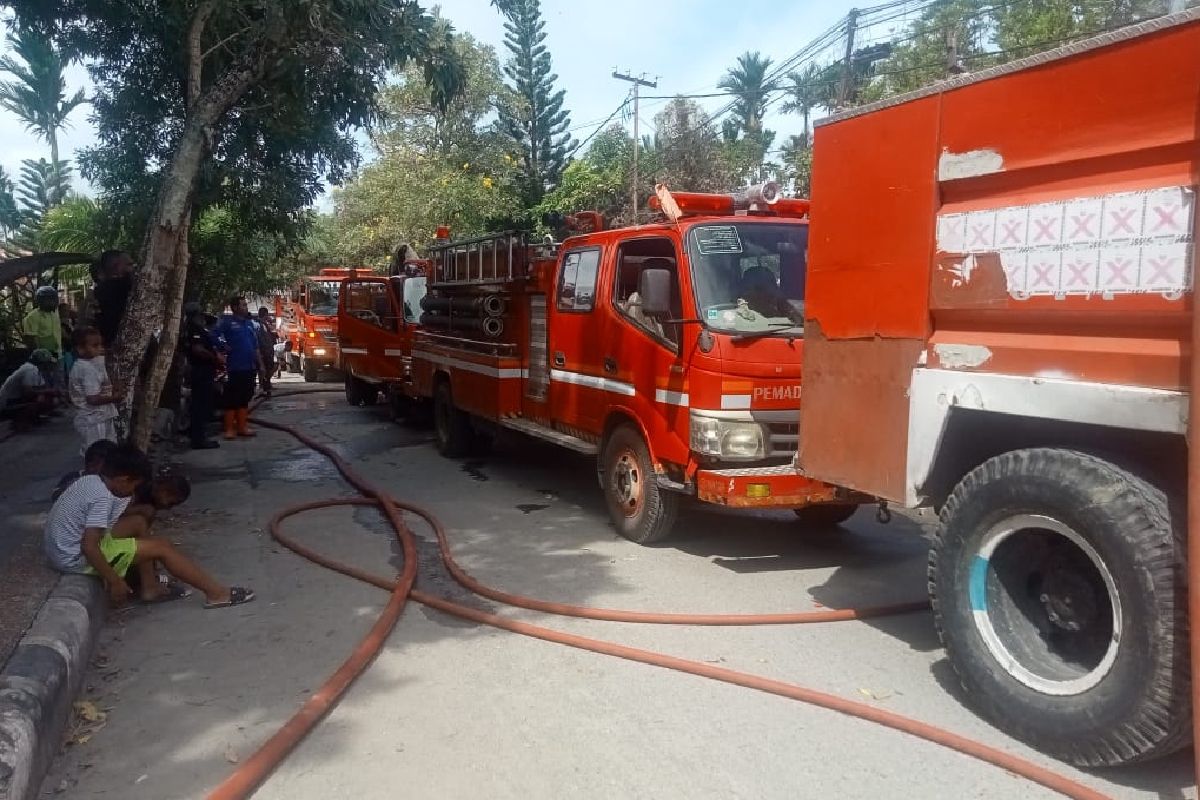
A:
412,186,861,544
276,268,348,382
337,262,428,410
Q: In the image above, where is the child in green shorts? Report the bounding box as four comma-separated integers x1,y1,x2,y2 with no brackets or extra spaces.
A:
43,445,254,609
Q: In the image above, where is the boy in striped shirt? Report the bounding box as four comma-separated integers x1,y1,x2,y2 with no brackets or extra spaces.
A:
44,445,254,609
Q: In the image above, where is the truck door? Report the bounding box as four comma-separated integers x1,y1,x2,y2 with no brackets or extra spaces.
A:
603,236,688,453
546,245,607,433
340,278,404,382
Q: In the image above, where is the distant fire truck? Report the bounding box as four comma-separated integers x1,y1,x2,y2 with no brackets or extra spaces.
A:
276,268,348,381
410,188,862,544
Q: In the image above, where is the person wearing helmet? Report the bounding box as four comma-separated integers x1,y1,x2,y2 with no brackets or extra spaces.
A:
24,286,62,358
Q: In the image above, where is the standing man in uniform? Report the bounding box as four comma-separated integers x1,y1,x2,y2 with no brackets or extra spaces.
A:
24,286,64,396
215,297,263,440
182,303,222,449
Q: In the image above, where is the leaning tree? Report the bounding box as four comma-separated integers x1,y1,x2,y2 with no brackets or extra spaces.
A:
6,0,484,447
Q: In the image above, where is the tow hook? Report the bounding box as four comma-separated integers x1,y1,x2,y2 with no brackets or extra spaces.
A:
876,501,892,525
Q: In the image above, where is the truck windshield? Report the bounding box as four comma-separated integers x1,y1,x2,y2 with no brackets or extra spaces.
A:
307,280,341,316
686,221,807,333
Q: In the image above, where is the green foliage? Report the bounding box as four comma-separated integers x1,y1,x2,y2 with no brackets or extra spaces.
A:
534,125,631,225
646,99,733,193
12,157,71,248
189,205,309,305
717,52,776,182
0,166,21,241
330,29,521,266
0,24,85,167
497,0,572,201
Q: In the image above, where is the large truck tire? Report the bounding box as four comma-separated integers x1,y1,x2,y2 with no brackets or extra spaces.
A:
929,448,1189,767
600,425,678,545
302,358,319,383
793,504,858,528
344,375,378,407
432,380,473,457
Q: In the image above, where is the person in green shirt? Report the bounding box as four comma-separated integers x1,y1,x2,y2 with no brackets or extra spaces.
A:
23,286,63,357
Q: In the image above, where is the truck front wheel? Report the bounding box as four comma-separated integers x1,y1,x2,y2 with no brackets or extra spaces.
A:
432,380,473,457
302,358,319,383
600,425,678,545
930,448,1189,767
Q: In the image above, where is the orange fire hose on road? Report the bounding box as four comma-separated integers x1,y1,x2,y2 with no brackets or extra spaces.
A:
206,392,1111,800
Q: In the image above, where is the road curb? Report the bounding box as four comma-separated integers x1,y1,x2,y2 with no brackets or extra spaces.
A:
0,575,105,800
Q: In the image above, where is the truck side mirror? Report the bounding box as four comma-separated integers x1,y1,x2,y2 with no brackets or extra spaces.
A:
638,268,672,318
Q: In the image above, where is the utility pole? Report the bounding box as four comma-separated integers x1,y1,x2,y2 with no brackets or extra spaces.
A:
612,70,657,222
837,8,859,108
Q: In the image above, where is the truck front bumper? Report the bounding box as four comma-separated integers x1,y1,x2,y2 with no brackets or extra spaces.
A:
694,464,852,509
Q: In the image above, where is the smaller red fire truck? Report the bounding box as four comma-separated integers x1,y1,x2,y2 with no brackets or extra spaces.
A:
411,187,863,544
275,268,348,381
337,257,428,411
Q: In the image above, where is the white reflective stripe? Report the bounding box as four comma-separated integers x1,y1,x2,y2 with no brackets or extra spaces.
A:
341,347,368,355
654,389,689,407
412,349,526,379
720,394,752,410
905,367,1188,507
550,369,636,397
384,349,406,357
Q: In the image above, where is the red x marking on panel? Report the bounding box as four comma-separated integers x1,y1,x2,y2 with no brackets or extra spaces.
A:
1033,217,1058,242
999,220,1023,245
1150,205,1182,234
1144,256,1178,285
1070,213,1096,239
969,224,991,246
1104,258,1133,287
1030,262,1056,288
1108,208,1137,235
1065,261,1092,287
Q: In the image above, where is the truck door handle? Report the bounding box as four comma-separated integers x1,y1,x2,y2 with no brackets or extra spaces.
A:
604,357,617,374
553,351,565,367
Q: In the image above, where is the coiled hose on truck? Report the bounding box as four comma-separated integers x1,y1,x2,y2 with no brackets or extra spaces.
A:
207,389,1111,800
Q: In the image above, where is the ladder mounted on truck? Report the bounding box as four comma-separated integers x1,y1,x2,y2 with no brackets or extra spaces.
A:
427,231,558,289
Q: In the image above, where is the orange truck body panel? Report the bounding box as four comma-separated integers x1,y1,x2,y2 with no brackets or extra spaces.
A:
801,15,1200,504
336,266,427,394
411,220,850,510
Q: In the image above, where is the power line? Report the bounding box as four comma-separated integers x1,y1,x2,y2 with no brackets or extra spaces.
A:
567,93,632,156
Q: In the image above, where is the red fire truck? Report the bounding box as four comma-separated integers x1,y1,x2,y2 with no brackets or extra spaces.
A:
799,13,1199,766
411,191,862,544
337,260,428,410
275,267,348,381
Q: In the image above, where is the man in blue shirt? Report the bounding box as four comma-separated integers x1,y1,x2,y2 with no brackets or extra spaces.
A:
215,297,263,439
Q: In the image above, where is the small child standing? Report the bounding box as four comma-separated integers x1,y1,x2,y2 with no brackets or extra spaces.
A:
69,327,123,452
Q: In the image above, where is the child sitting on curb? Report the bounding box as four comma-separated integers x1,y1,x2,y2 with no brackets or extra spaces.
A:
109,475,194,602
52,439,119,502
44,444,254,609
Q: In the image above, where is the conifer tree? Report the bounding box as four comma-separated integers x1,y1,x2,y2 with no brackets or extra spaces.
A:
498,0,573,201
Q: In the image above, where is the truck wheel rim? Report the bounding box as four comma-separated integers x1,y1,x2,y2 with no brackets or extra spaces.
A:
968,514,1122,696
611,449,643,517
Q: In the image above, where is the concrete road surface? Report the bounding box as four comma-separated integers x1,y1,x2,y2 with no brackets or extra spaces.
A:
45,391,1196,799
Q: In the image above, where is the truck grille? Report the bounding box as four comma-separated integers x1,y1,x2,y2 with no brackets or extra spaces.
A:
766,421,798,458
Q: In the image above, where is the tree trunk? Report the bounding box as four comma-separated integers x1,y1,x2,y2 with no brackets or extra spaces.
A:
111,61,262,450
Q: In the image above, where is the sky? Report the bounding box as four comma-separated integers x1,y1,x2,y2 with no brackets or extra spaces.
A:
0,0,861,202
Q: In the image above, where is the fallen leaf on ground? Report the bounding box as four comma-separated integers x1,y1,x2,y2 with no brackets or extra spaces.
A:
224,745,240,764
858,688,895,701
73,701,105,723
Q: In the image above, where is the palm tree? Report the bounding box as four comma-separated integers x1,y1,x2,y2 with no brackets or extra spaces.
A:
0,26,86,172
0,166,21,241
782,63,827,146
718,52,776,138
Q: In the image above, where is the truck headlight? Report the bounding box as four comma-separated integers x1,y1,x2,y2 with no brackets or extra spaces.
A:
689,413,765,460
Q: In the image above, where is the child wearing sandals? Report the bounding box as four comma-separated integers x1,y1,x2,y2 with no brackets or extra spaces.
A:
44,444,254,609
